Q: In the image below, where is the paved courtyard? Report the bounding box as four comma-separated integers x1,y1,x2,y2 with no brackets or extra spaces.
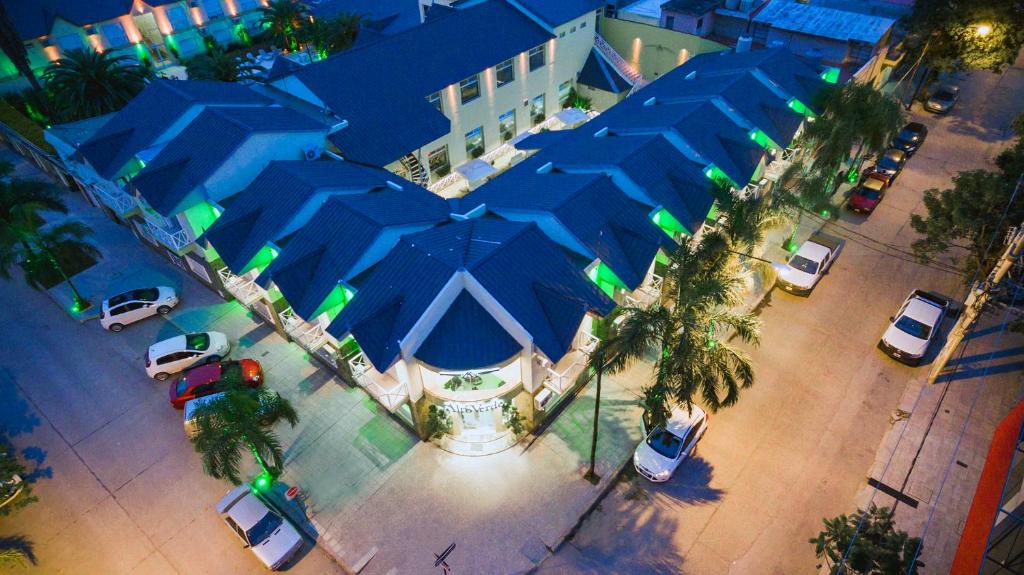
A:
537,52,1024,575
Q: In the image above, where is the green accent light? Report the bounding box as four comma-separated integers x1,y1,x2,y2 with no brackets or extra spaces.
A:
748,128,777,150
134,42,150,63
184,201,221,236
165,33,179,56
242,244,279,273
820,209,830,218
787,97,815,118
655,250,669,265
703,164,736,188
588,261,628,298
251,473,272,492
820,67,840,84
846,167,858,184
651,207,689,238
313,283,355,320
71,300,82,313
233,23,251,45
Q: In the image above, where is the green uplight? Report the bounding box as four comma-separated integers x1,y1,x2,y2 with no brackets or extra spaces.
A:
846,167,858,183
651,207,688,238
820,209,830,218
588,261,627,298
71,301,81,313
251,473,272,492
820,67,840,84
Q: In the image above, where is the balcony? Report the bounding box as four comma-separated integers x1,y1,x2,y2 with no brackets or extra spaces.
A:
763,147,801,183
217,267,266,306
280,308,328,351
92,184,138,217
540,331,600,394
347,351,410,412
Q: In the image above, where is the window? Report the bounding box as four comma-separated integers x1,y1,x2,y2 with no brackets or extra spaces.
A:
499,110,516,142
465,126,485,159
528,45,545,71
530,93,546,126
428,145,450,178
665,15,675,29
186,333,210,351
100,22,129,47
681,424,701,451
559,31,566,38
427,91,443,112
460,74,480,104
570,26,577,33
696,16,704,30
581,20,587,29
203,0,224,18
56,34,84,51
166,6,190,30
558,80,572,107
495,59,514,87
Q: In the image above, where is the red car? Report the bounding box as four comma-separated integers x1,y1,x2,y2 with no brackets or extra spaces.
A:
168,359,264,409
847,174,889,214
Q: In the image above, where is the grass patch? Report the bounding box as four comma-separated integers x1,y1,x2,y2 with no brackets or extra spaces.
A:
18,244,97,289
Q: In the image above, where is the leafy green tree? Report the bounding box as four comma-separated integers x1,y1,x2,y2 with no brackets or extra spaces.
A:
593,234,760,411
911,114,1024,282
186,49,262,82
260,0,308,52
638,384,670,432
191,383,299,485
907,0,1024,73
42,49,150,122
810,504,921,574
1,440,37,516
300,13,361,59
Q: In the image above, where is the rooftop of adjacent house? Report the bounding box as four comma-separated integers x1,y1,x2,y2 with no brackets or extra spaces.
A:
753,0,896,44
131,106,328,216
578,49,634,94
512,0,603,28
309,0,423,35
0,0,174,39
618,0,664,20
75,80,271,180
328,217,614,372
660,0,724,16
465,169,673,289
45,113,114,149
282,0,555,165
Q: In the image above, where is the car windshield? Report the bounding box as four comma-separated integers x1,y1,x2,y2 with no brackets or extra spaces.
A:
245,511,283,545
175,378,189,397
857,188,881,200
646,427,684,459
186,333,210,351
934,89,955,100
788,255,819,274
133,288,159,301
895,315,932,340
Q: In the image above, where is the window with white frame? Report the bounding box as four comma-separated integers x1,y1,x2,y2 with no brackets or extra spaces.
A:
428,145,450,178
460,74,480,104
499,110,516,142
427,91,443,112
530,93,546,126
558,80,572,107
465,126,484,159
496,58,514,87
528,44,546,71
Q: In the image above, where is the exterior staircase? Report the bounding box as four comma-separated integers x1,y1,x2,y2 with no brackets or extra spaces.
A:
400,153,429,186
594,34,648,95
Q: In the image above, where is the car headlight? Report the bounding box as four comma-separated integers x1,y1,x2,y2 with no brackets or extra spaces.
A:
654,470,671,480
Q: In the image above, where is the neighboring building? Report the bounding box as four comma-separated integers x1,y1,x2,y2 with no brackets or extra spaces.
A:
0,0,268,85
660,0,722,37
617,0,663,26
804,0,914,18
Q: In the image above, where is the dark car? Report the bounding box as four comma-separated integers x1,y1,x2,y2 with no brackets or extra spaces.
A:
168,359,263,409
847,174,889,214
866,148,907,185
893,122,928,156
924,84,960,114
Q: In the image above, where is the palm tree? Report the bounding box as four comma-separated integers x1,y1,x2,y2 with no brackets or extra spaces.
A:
260,0,308,52
186,49,262,82
0,2,47,112
594,234,761,412
0,161,68,224
190,384,299,484
638,383,671,432
299,13,361,60
42,49,150,122
0,220,99,311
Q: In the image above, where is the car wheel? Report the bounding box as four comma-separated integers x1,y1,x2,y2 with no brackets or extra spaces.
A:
157,305,172,315
155,372,170,381
207,355,221,364
109,323,124,332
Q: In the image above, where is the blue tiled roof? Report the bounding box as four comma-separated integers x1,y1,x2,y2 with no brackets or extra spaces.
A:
131,106,327,216
578,48,632,94
512,129,571,151
512,0,601,28
257,183,449,318
3,0,128,39
466,170,673,289
76,80,270,180
329,218,613,371
310,0,422,35
286,0,552,165
415,291,522,370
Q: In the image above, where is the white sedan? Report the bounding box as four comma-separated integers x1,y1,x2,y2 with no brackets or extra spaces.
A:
145,332,230,380
633,405,708,482
100,286,178,331
216,485,304,570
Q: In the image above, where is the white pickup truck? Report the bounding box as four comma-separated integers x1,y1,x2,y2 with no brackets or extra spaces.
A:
878,290,951,366
775,233,842,296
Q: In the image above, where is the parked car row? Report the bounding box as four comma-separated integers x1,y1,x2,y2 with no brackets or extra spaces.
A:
847,122,929,216
98,285,299,570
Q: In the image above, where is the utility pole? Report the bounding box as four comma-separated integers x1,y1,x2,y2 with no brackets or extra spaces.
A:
928,223,1024,384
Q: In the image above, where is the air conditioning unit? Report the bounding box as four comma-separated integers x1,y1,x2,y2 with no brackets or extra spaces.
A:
534,388,554,411
303,146,323,161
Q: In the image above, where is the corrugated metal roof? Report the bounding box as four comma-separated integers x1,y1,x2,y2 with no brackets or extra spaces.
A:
287,0,553,165
753,0,895,45
414,290,523,370
513,0,602,28
77,81,270,180
131,106,328,216
578,48,633,94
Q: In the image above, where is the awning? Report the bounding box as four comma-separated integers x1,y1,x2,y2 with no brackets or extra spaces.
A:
456,159,496,184
555,107,589,128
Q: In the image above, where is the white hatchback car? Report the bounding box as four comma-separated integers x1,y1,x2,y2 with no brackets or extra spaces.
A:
100,286,178,331
145,332,230,380
634,405,708,482
216,485,304,570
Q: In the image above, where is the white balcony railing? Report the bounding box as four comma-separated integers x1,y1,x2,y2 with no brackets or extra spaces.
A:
93,184,138,216
543,352,588,394
142,218,192,252
217,267,265,306
576,330,600,355
347,350,409,412
280,308,328,351
764,147,801,183
427,171,468,197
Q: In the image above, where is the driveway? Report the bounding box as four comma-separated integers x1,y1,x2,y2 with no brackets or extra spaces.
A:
538,54,1024,574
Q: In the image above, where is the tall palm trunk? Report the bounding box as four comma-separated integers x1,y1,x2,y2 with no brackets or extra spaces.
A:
39,244,87,309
